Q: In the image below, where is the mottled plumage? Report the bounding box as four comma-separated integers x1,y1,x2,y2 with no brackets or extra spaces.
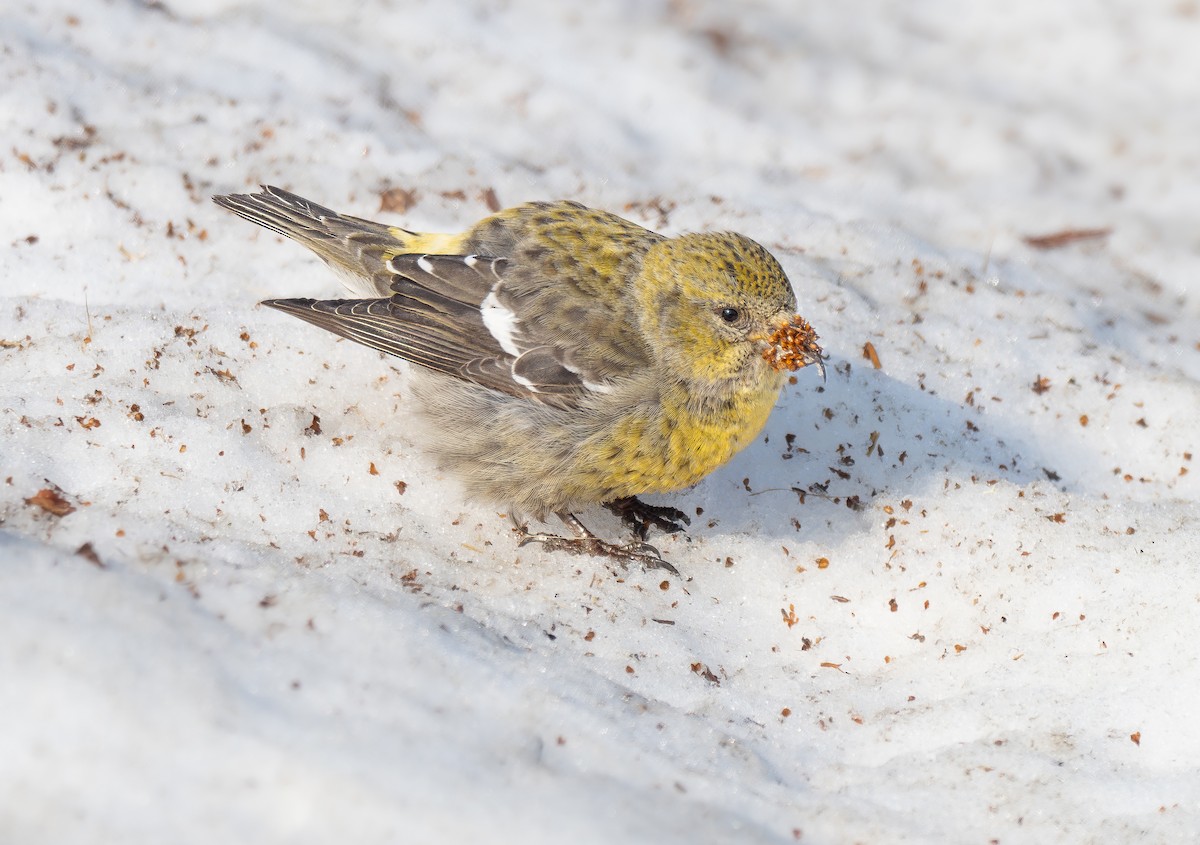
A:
214,185,824,571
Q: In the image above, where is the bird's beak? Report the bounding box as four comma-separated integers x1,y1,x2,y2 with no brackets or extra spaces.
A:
808,351,828,383
760,314,826,381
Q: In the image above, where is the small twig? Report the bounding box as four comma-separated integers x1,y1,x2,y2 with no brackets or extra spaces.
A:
1022,228,1111,250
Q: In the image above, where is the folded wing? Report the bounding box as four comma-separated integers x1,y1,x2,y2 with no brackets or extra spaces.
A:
265,252,625,408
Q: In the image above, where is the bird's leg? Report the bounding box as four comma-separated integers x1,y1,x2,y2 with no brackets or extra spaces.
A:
604,496,691,541
513,511,680,576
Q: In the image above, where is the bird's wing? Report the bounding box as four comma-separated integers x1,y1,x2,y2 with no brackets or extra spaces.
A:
220,189,660,404
264,251,637,408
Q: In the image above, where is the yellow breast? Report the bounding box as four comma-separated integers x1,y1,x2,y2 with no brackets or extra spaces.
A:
576,378,783,499
656,381,781,490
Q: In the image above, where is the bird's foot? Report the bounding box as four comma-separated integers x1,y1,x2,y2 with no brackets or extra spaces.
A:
512,511,680,575
604,496,691,541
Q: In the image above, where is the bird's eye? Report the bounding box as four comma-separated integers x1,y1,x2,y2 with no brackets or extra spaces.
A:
718,307,740,324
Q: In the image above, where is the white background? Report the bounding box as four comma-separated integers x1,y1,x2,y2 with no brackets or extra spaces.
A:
2,1,1199,842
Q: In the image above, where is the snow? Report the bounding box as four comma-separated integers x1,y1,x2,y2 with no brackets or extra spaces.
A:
3,1,1200,842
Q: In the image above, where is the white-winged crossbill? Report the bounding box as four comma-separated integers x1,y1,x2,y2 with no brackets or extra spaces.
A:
214,186,824,572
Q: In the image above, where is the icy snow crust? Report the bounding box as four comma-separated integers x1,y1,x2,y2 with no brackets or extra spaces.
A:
2,2,1199,842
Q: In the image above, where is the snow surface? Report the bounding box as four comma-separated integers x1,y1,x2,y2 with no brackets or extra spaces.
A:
3,1,1200,842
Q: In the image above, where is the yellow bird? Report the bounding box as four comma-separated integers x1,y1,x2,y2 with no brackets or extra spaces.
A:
214,186,824,573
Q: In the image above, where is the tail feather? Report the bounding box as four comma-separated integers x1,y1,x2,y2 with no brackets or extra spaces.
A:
212,185,352,240
213,185,414,297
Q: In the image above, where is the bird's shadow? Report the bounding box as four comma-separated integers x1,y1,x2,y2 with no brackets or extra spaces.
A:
638,357,1084,553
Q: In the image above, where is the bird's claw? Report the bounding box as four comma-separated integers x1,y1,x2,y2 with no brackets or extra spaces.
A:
516,527,680,576
605,496,692,541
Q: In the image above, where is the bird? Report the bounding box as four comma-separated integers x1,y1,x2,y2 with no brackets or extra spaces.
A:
213,185,824,573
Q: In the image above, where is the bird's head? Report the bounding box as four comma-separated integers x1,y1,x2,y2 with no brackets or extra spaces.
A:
636,232,825,392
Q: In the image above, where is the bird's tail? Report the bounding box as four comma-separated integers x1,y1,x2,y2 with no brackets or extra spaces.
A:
214,185,455,298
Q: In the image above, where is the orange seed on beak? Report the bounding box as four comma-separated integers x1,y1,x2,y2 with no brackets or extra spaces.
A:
762,315,824,376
